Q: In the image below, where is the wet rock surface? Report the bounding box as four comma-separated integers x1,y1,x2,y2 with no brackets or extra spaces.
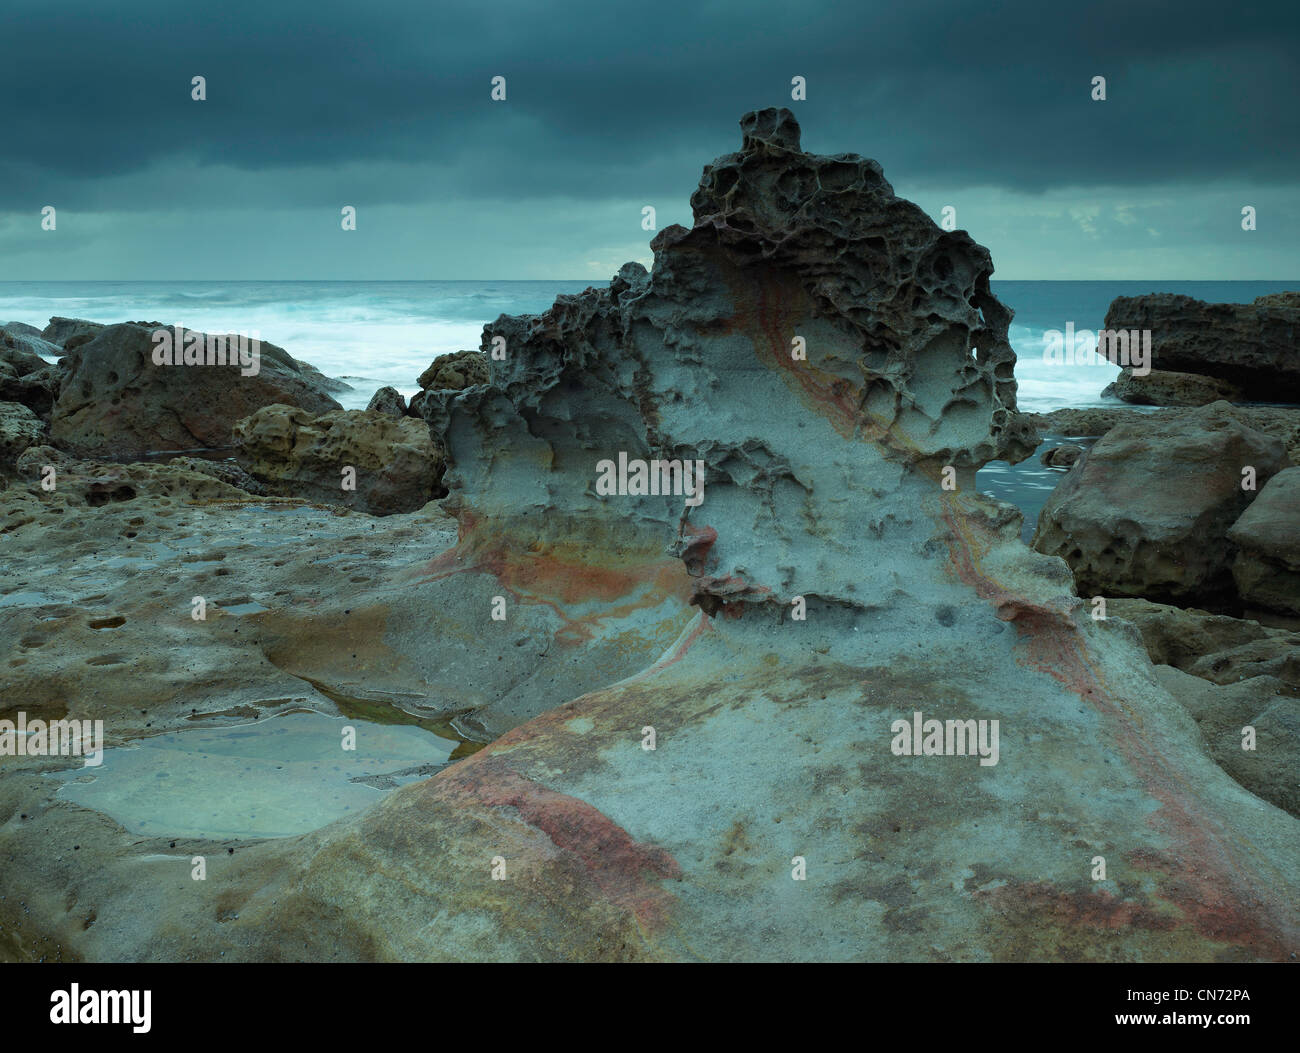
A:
2,111,1298,962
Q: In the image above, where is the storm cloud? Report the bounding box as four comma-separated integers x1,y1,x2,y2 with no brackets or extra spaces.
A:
2,0,1296,278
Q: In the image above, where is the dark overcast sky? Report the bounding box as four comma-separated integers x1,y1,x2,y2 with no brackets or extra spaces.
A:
2,0,1297,279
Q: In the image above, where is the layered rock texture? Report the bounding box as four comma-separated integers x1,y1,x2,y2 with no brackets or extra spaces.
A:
50,322,342,456
2,110,1298,962
1101,292,1300,402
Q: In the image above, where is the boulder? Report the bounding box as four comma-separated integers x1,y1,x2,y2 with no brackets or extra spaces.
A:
1027,404,1300,467
1032,402,1289,608
0,401,46,466
40,316,105,351
1040,443,1084,469
0,336,63,418
49,322,342,456
233,405,442,514
417,350,489,391
1186,637,1300,693
167,455,266,495
1102,368,1242,406
5,453,252,511
1106,597,1293,670
365,385,407,417
13,442,72,478
1228,467,1300,616
1154,666,1299,818
1,323,62,363
1106,597,1299,695
1100,293,1300,402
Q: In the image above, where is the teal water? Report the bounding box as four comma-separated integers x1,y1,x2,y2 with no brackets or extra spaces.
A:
3,279,1292,536
2,279,1295,413
50,712,458,840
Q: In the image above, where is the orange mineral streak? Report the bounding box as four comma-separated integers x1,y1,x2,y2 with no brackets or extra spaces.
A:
676,521,717,575
440,753,681,932
939,492,1298,958
719,267,860,438
620,610,713,685
414,512,693,644
713,259,958,482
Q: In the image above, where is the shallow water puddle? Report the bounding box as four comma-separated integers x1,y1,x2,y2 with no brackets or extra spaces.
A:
219,600,269,616
0,590,54,608
50,711,458,839
977,433,1098,543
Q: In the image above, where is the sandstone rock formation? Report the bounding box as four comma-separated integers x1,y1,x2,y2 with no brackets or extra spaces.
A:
1107,597,1293,671
1102,368,1242,406
166,455,266,496
1040,443,1084,469
232,404,441,514
1,323,62,362
49,323,342,456
0,402,45,468
0,330,63,418
1252,291,1300,308
2,110,1298,962
1228,466,1300,617
417,350,488,392
1100,293,1300,402
1153,666,1298,818
40,316,105,352
1032,402,1288,608
365,386,407,417
220,110,1292,959
1027,405,1300,467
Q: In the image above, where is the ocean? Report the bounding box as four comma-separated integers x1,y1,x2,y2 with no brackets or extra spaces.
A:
4,279,1294,540
3,279,1296,414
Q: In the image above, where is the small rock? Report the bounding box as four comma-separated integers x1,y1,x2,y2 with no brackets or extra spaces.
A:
1039,443,1084,469
365,386,407,417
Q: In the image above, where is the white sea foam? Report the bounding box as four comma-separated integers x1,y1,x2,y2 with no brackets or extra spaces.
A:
3,280,1292,413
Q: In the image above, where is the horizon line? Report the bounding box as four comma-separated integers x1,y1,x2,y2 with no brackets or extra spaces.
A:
1,278,1297,284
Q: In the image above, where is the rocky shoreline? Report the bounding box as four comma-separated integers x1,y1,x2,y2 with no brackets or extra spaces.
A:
1,110,1297,962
